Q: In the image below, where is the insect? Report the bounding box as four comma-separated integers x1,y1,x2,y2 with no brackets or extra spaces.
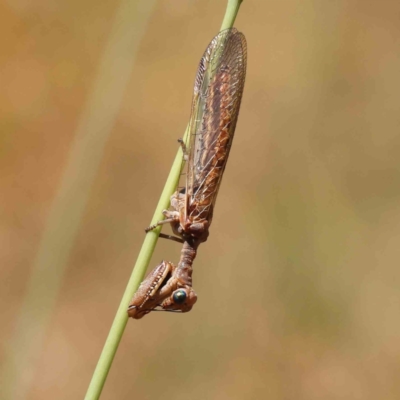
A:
128,28,247,319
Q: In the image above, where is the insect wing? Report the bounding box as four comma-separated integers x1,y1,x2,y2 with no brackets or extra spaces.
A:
186,28,247,225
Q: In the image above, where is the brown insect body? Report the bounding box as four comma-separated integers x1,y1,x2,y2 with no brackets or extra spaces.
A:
128,28,247,319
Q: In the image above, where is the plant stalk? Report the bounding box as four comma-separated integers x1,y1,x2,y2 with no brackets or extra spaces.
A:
84,1,244,398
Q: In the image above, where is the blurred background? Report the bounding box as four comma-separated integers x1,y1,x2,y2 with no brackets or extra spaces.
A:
1,0,400,399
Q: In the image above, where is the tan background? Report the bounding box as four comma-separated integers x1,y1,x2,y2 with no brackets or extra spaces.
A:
1,0,400,399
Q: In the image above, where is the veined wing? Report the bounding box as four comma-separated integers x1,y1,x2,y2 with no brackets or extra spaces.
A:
185,28,247,225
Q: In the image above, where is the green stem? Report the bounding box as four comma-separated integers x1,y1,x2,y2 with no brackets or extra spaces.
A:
221,0,244,30
84,128,187,399
84,1,244,399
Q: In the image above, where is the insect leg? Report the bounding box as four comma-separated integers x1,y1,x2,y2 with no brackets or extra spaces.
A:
159,233,184,244
145,208,180,233
145,218,175,233
178,138,189,161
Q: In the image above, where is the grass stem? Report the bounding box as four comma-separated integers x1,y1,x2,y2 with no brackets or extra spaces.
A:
84,1,244,398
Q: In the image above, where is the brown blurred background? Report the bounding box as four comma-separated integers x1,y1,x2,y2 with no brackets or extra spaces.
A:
1,0,400,399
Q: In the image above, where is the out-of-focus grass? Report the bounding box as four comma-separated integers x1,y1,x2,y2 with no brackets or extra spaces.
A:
0,1,156,399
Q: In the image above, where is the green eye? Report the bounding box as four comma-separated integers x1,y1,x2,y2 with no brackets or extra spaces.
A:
173,289,187,304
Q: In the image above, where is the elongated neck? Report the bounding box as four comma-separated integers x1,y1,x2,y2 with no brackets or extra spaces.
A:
178,239,200,269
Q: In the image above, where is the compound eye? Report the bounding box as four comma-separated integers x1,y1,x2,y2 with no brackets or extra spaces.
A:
173,289,187,304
